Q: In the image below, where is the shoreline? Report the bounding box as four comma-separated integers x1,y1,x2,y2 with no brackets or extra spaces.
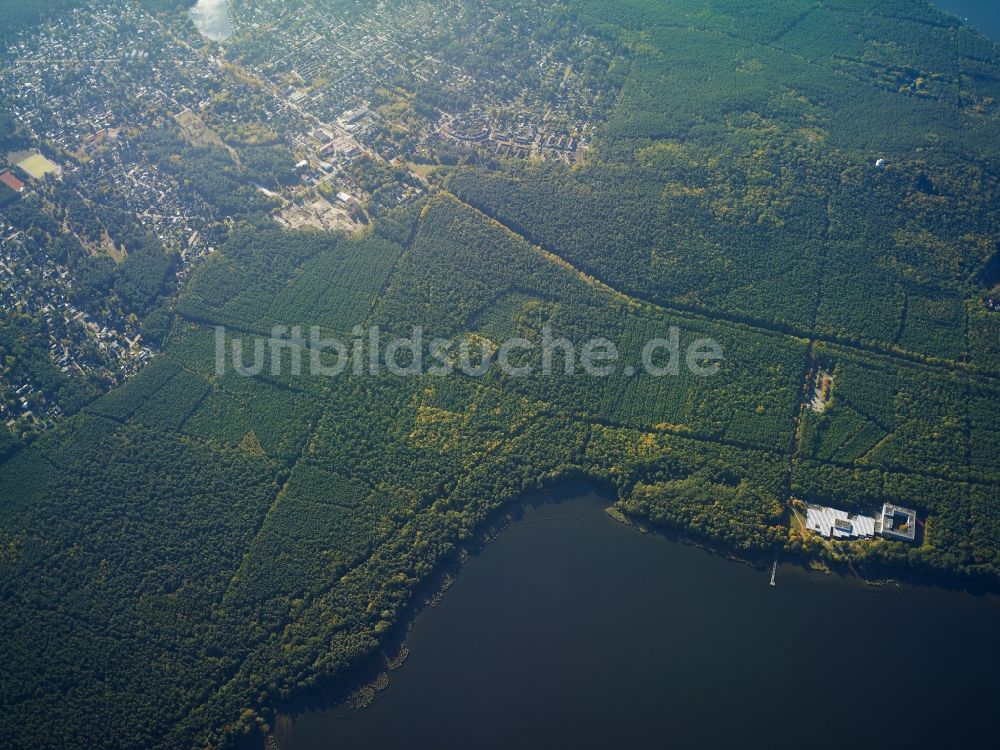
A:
931,0,1000,42
237,477,999,750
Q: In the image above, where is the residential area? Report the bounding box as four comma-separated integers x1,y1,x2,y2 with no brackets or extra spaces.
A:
0,0,626,440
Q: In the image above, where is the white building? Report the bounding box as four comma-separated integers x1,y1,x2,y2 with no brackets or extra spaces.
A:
875,503,917,541
805,502,918,542
805,504,876,539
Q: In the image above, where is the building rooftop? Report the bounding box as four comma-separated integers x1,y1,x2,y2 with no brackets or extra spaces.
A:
805,505,876,540
805,502,918,542
876,503,917,541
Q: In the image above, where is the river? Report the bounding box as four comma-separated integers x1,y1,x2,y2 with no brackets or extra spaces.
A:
264,486,1000,750
188,0,233,42
934,0,1000,40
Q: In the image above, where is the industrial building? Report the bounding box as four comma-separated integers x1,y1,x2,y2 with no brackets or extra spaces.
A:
805,505,876,539
875,503,918,541
805,502,918,542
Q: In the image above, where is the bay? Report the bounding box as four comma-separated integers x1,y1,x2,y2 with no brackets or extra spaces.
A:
271,487,1000,750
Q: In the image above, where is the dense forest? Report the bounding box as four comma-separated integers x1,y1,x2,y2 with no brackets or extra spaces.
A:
0,0,76,41
1,1,999,748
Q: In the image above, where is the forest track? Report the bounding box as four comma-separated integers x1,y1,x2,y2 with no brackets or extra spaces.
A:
445,190,1000,384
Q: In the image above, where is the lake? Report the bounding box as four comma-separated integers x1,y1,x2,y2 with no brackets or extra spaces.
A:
188,0,233,42
269,486,1000,750
934,0,1000,40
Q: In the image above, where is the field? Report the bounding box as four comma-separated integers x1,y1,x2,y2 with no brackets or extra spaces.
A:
173,107,226,149
15,151,60,179
277,195,357,231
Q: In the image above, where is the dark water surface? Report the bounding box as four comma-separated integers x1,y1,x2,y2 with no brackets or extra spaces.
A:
273,489,1000,750
935,0,1000,40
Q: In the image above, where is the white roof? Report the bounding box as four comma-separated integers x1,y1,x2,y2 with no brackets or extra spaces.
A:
805,505,875,539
